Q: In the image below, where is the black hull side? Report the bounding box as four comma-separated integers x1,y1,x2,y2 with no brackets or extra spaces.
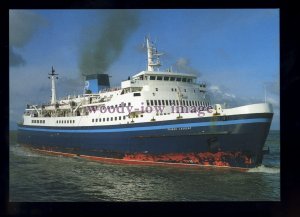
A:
17,113,273,168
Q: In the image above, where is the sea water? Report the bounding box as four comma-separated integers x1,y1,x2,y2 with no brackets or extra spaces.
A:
9,130,280,201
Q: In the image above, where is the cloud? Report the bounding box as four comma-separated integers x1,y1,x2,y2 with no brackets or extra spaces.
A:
264,80,279,96
9,10,48,67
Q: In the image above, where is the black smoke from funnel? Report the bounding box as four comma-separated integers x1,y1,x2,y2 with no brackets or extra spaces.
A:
9,10,48,68
79,10,140,76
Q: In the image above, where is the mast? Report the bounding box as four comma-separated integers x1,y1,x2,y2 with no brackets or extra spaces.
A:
48,66,59,105
146,37,163,71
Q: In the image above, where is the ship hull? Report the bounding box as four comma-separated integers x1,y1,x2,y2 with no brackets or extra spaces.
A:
17,113,272,168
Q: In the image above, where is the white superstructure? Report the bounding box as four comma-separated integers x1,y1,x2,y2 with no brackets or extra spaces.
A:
21,37,272,128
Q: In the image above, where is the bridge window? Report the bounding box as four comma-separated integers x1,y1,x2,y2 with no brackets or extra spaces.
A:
176,77,181,82
157,76,162,80
187,79,192,83
150,76,155,80
170,77,175,81
164,76,169,81
182,78,187,82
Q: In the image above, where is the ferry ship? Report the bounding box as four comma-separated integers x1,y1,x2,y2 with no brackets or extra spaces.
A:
17,37,273,169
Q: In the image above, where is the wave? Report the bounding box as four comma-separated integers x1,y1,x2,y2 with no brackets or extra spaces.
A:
247,165,280,174
10,144,41,158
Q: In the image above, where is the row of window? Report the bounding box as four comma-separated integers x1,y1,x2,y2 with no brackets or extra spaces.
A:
92,115,127,123
146,99,209,107
147,75,193,83
170,88,204,93
56,120,75,124
32,120,45,124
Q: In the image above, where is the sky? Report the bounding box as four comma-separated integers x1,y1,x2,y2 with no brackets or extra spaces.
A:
9,9,280,130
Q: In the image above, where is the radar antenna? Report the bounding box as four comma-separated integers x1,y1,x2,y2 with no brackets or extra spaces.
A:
145,36,164,71
48,66,59,105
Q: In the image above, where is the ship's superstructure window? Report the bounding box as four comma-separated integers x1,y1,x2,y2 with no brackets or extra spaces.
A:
150,100,153,106
150,76,155,80
155,88,158,91
158,100,161,105
162,100,165,106
95,119,98,122
187,79,191,83
182,78,187,82
154,100,157,106
175,88,177,92
92,119,94,122
176,77,181,82
119,116,121,120
171,88,174,91
123,116,126,120
103,118,105,122
157,76,162,80
166,100,169,106
164,76,169,81
147,100,149,106
170,77,175,81
111,117,113,121
134,93,141,96
107,118,109,121
115,117,117,121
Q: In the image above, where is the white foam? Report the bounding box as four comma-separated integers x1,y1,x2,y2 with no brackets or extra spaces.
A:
247,165,280,174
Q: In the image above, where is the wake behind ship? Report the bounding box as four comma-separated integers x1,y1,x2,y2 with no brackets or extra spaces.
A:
17,37,273,169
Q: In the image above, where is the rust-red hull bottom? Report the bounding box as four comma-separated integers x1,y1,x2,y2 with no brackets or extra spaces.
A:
27,147,249,171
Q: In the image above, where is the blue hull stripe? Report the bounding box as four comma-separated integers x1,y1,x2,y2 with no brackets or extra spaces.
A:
18,118,271,133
